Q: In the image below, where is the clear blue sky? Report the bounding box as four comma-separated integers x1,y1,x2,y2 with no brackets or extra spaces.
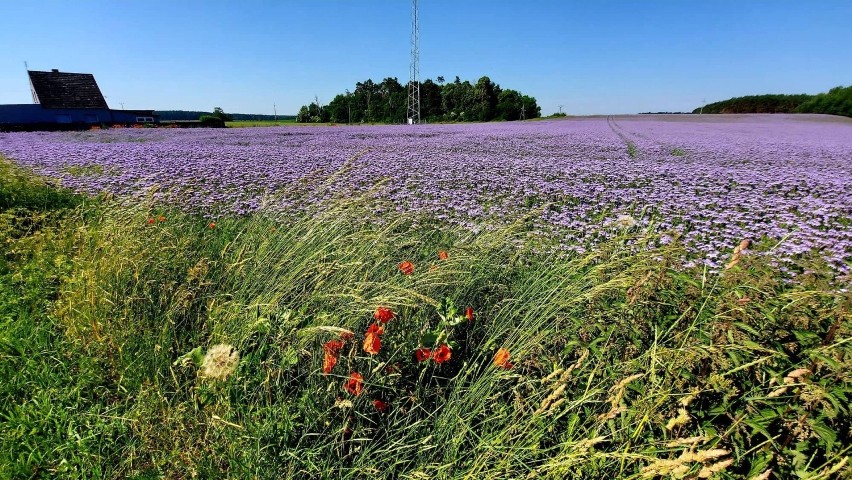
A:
1,1,849,115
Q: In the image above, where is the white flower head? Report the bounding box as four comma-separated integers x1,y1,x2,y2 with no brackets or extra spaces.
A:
201,343,239,380
614,214,637,228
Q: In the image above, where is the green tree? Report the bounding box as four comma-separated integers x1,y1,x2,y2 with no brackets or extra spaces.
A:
212,107,233,122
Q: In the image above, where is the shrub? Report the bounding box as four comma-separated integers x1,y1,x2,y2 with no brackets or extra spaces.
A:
198,115,225,128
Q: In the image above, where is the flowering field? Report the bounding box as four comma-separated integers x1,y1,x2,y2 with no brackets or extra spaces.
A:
1,114,850,273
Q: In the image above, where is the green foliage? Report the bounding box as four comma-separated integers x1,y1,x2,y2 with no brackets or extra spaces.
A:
0,164,849,478
212,106,233,122
694,86,852,117
198,115,226,128
0,158,82,210
695,94,814,114
299,75,541,123
796,85,852,117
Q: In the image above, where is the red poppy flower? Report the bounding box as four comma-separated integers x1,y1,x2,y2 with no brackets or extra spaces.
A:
208,222,217,229
158,215,166,223
363,323,384,355
322,339,344,374
343,372,363,396
465,306,474,322
493,348,513,369
398,261,414,275
438,250,449,260
373,306,394,323
433,344,452,364
372,399,388,413
340,331,355,342
147,217,155,225
415,347,432,362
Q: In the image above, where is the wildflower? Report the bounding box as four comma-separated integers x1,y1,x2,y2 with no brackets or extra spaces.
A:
158,215,166,222
147,217,155,225
322,339,344,374
438,250,449,260
373,399,388,413
200,344,240,380
340,331,355,342
208,221,217,229
362,323,384,355
398,260,414,275
415,348,432,362
433,344,452,364
373,306,394,323
493,348,513,369
614,215,636,228
465,306,474,322
343,372,363,396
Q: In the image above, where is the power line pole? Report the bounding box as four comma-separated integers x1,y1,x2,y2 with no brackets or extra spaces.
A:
406,0,421,125
558,104,564,114
273,103,277,121
700,98,706,115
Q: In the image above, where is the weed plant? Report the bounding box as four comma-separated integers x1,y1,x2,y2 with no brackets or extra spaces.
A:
0,159,849,478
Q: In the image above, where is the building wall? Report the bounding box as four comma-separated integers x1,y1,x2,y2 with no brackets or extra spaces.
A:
0,105,158,128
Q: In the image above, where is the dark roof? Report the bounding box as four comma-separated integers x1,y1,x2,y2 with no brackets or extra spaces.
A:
28,70,108,109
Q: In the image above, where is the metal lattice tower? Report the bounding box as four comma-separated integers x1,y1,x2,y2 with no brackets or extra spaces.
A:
406,0,421,124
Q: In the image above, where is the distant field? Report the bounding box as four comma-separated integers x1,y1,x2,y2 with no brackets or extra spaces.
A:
2,114,850,272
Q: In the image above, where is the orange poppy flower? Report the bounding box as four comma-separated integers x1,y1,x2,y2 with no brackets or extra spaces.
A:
433,344,452,364
373,306,394,323
208,222,217,229
146,217,155,225
438,250,449,260
363,323,384,355
343,372,363,396
465,306,474,322
415,347,432,362
340,331,355,342
322,339,344,374
158,215,166,223
398,261,414,275
493,348,513,369
372,399,388,412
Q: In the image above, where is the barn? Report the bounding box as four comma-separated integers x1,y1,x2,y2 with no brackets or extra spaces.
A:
0,69,159,130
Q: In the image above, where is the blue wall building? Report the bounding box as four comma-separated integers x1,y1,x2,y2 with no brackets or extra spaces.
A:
0,69,158,130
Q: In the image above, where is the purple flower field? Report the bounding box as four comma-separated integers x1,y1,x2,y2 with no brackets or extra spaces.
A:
1,114,851,271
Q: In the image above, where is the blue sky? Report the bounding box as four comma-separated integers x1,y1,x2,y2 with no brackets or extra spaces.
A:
0,0,849,115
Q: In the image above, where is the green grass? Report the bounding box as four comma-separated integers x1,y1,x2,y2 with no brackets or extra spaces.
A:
627,141,638,158
0,158,850,478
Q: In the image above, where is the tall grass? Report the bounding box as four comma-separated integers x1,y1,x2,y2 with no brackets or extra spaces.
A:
0,159,849,478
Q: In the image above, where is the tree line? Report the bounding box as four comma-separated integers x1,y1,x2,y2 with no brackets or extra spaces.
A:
693,86,851,117
155,110,296,121
297,76,541,123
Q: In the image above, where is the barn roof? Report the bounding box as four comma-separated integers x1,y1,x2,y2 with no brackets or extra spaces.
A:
28,69,109,109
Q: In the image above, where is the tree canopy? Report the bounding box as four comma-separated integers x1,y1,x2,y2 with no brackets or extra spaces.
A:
693,86,852,118
297,76,541,123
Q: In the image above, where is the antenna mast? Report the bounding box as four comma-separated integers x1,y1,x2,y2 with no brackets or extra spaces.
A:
406,0,421,124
